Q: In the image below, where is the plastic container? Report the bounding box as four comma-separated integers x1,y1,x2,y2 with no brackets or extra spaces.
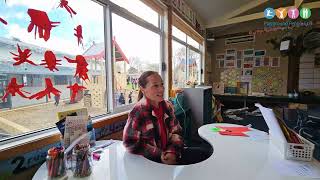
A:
72,144,92,177
271,133,315,161
46,147,66,178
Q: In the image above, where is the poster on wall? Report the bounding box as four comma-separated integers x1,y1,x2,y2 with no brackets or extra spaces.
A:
226,49,236,56
225,55,235,61
243,56,254,62
271,57,280,67
237,50,243,59
263,56,270,66
243,49,254,57
243,63,253,68
218,60,224,68
254,50,266,56
254,57,262,67
225,60,235,68
236,59,242,68
242,68,253,76
216,54,225,61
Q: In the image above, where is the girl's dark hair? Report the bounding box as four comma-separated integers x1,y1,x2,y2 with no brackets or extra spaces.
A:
137,71,159,101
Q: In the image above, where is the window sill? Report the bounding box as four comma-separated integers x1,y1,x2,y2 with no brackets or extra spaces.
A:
0,110,129,160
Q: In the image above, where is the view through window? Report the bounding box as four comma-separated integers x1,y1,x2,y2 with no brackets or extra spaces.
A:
0,0,105,139
172,26,202,88
111,12,161,108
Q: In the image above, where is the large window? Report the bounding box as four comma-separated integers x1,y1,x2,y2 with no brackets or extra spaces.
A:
111,3,162,108
0,0,105,138
0,0,164,140
172,25,203,88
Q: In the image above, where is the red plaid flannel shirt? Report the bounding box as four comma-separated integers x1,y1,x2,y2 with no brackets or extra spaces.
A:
123,97,184,161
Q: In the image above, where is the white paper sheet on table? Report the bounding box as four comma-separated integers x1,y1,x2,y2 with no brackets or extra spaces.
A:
255,103,286,142
272,159,320,178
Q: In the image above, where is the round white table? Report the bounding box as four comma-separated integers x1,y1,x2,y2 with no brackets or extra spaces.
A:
33,123,320,180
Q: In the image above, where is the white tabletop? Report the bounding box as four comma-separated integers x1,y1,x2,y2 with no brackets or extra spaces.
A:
33,123,320,180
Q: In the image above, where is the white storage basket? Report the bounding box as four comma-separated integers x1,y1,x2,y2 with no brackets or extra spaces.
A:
285,134,315,161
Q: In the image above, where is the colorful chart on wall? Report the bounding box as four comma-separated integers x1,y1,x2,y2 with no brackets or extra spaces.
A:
252,67,284,95
220,69,241,87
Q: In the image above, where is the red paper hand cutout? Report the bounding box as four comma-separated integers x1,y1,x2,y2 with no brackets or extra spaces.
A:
40,50,61,71
27,9,60,41
0,17,7,25
58,0,77,17
2,78,30,101
216,126,250,137
64,55,89,81
10,44,37,66
67,83,86,103
29,78,61,100
74,25,83,46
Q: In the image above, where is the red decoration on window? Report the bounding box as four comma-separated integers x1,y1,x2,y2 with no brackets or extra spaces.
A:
2,78,30,101
29,78,61,100
10,44,37,66
74,25,83,46
58,0,77,17
0,17,7,25
64,55,89,81
67,83,86,103
27,9,60,41
40,50,61,71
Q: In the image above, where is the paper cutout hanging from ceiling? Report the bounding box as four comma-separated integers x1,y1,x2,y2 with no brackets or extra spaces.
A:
10,44,37,66
74,25,83,46
67,83,86,103
29,78,61,100
40,50,61,71
64,55,89,81
27,9,60,41
2,78,30,101
0,17,7,25
58,0,77,17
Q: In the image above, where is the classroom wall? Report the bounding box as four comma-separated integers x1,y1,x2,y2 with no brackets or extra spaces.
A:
208,19,312,96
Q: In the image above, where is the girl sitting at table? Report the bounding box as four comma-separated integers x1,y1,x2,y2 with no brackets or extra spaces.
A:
123,71,212,165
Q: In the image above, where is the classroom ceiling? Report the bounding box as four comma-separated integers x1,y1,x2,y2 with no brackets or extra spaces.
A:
184,0,252,26
183,0,315,28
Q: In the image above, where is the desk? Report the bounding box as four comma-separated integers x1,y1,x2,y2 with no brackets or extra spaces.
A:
33,124,320,180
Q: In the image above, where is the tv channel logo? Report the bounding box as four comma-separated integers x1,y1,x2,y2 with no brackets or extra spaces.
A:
264,8,275,19
264,7,311,19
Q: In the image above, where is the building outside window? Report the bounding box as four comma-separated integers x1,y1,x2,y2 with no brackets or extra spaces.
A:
110,1,162,109
172,25,203,88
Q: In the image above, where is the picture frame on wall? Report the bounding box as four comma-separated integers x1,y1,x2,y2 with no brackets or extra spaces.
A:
243,56,254,62
216,54,225,61
237,50,243,59
254,57,262,67
243,63,253,68
226,49,236,56
242,69,253,76
225,55,235,61
243,49,254,57
225,60,235,68
237,59,242,68
271,57,280,67
263,56,270,66
219,60,224,68
254,50,266,56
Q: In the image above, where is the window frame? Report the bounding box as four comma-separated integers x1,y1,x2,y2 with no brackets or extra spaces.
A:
0,0,166,144
172,32,203,86
107,0,165,112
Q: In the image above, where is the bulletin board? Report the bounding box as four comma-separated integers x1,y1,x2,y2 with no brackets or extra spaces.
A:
252,67,284,95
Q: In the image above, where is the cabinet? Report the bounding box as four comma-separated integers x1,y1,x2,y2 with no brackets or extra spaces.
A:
183,86,213,132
